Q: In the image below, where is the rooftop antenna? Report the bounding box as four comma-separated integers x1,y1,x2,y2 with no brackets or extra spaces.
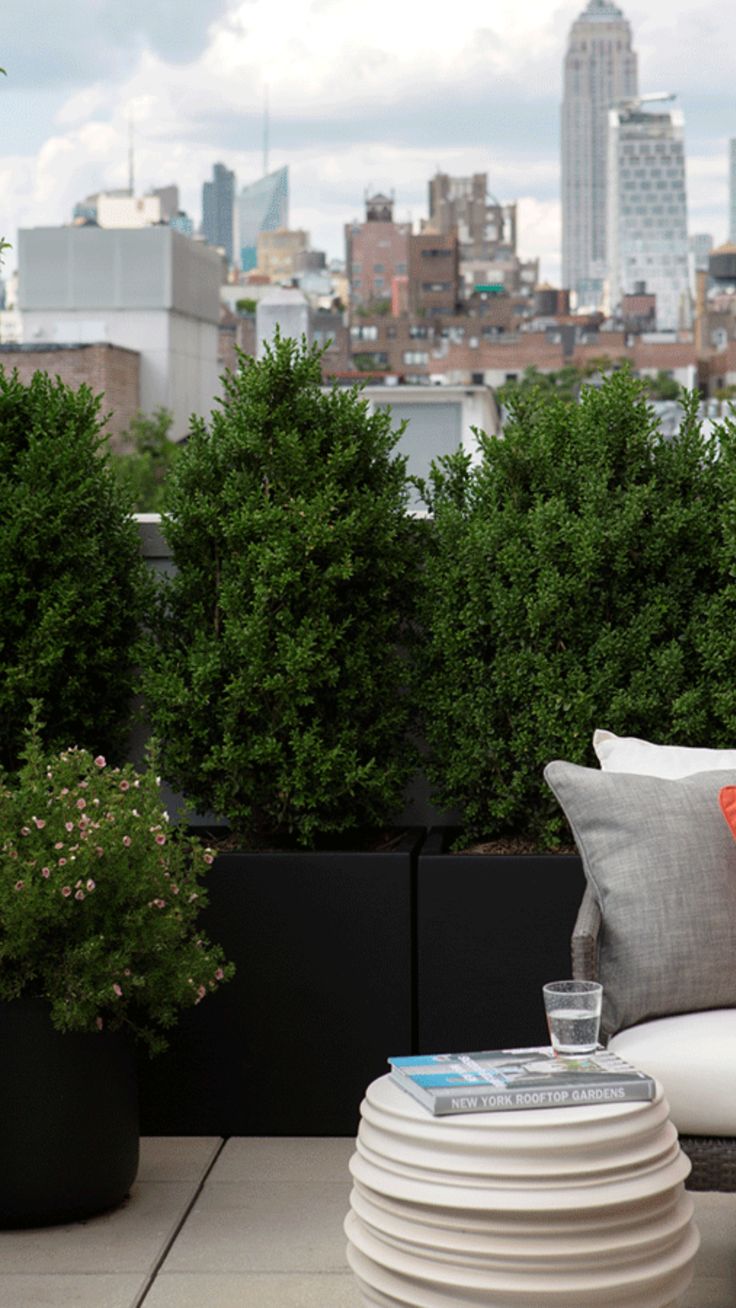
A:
128,116,135,196
263,82,269,177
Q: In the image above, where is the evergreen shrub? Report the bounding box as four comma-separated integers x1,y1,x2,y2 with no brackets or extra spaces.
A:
0,369,151,772
142,334,421,847
417,369,736,846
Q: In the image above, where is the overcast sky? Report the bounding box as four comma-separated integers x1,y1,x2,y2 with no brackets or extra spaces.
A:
1,0,733,283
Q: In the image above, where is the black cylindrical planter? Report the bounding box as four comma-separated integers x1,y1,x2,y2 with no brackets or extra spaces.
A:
0,998,139,1227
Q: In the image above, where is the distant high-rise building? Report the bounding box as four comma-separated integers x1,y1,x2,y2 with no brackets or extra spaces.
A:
689,233,714,272
730,139,736,243
238,167,289,272
607,99,690,332
426,173,516,258
344,193,410,310
150,185,179,223
257,228,310,282
561,0,638,307
202,163,236,265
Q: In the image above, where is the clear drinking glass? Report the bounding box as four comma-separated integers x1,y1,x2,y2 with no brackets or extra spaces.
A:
543,980,603,1055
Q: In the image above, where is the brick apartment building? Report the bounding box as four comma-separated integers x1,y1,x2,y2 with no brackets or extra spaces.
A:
0,341,140,449
345,194,410,310
408,232,460,318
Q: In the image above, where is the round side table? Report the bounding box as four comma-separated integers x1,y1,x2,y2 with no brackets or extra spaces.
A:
345,1074,699,1308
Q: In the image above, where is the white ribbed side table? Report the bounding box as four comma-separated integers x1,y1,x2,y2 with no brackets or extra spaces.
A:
345,1074,699,1308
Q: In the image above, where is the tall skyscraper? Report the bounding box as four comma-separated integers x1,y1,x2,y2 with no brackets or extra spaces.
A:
730,139,736,243
607,99,690,332
202,162,236,266
561,0,638,307
238,167,289,272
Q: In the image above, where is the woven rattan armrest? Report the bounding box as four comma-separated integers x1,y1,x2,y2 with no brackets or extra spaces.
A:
571,885,600,981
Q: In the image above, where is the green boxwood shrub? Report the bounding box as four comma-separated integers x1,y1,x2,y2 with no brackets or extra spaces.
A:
142,334,422,847
416,369,736,846
0,369,152,771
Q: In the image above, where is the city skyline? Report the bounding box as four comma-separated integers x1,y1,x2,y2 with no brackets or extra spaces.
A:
0,0,734,284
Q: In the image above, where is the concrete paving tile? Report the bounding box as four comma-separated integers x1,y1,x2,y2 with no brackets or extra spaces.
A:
137,1136,223,1183
162,1135,355,1274
211,1136,355,1184
684,1277,736,1308
0,1182,196,1275
143,1271,364,1307
161,1180,352,1274
0,1275,144,1307
690,1193,736,1277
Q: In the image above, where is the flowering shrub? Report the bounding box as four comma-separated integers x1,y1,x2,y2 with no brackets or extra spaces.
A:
0,712,233,1053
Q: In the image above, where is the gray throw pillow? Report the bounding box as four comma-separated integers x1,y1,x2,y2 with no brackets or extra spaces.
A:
544,761,736,1039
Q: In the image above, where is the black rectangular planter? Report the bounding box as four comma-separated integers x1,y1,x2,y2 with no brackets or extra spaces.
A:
138,829,422,1137
416,829,585,1054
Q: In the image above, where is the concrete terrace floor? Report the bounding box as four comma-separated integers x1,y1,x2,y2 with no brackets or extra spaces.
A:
0,1136,733,1308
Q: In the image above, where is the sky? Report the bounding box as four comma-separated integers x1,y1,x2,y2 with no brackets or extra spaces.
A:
1,0,734,284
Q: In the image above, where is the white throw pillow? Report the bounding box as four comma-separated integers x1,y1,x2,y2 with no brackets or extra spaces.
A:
593,728,736,778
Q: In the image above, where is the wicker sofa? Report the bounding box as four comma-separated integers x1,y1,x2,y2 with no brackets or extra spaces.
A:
572,885,736,1193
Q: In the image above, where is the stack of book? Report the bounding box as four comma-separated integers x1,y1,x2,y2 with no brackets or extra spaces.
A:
388,1046,656,1116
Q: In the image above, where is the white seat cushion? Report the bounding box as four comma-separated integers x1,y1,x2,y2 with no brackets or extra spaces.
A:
610,1009,736,1136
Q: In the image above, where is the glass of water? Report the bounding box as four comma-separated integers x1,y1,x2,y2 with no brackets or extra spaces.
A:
543,980,603,1055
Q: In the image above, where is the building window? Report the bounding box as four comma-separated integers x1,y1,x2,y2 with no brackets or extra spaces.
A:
404,351,429,364
373,264,384,273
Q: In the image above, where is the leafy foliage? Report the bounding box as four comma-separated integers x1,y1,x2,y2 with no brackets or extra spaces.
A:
0,710,233,1053
0,369,152,772
416,370,736,846
111,407,181,511
142,333,422,846
495,360,615,407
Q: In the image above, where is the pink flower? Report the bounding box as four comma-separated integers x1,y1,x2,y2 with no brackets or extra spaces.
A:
54,841,64,850
155,833,166,846
76,798,86,810
113,983,123,997
86,879,96,892
33,817,46,829
20,826,30,837
41,867,51,878
74,889,85,901
203,852,214,865
58,857,67,867
95,846,104,857
61,886,72,898
122,835,132,847
9,850,17,859
65,822,74,833
215,967,224,981
152,897,166,909
123,968,131,976
60,787,69,796
14,880,24,891
197,985,207,999
94,756,106,768
119,780,130,791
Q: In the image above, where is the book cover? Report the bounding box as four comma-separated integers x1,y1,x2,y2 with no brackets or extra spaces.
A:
388,1046,656,1116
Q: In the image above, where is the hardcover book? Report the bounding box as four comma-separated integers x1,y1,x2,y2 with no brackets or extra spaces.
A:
388,1046,656,1116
